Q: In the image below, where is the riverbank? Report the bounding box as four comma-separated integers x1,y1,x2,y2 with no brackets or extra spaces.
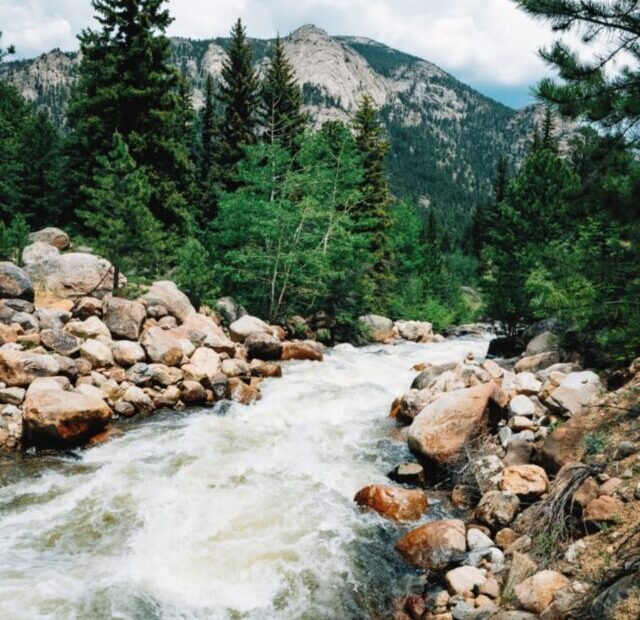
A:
365,329,640,620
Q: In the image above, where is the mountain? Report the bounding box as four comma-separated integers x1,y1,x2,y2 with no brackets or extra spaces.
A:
0,25,571,241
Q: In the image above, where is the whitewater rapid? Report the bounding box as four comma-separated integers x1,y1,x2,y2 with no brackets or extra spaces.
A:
0,338,488,620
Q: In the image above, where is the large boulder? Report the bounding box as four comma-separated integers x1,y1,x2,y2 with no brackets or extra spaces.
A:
142,281,195,323
408,383,498,465
395,320,433,342
354,485,428,521
515,351,560,374
513,570,570,615
216,296,246,325
65,316,111,341
546,371,602,416
21,242,60,266
396,519,466,570
358,314,394,343
23,389,112,447
245,332,283,361
40,329,82,357
229,315,271,342
171,313,235,355
25,252,116,302
188,347,222,382
140,327,183,367
28,227,70,250
102,296,146,340
0,263,34,302
525,331,559,356
0,348,60,386
474,491,520,529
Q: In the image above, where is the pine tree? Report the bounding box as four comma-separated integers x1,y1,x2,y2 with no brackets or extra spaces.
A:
67,0,191,228
199,74,222,221
353,95,394,311
514,0,640,140
260,35,306,150
216,18,260,191
78,133,165,289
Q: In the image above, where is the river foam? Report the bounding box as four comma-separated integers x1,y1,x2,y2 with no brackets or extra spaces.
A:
0,338,488,620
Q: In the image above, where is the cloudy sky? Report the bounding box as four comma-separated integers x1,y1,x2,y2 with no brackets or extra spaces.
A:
0,0,558,108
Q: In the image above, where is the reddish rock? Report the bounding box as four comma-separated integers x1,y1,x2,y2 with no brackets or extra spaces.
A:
583,495,623,526
500,465,549,498
354,484,428,521
229,377,260,404
396,519,466,570
281,340,323,362
86,426,124,447
514,570,570,614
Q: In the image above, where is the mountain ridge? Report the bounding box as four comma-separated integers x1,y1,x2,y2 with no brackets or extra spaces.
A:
1,24,570,240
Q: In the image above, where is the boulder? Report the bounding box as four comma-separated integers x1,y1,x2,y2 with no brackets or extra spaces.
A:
281,340,323,362
0,387,25,405
112,341,146,367
102,296,146,340
181,380,207,404
500,465,549,499
21,242,60,266
140,327,183,366
0,348,59,386
149,364,182,387
40,329,82,357
171,314,235,355
515,351,560,374
26,252,116,302
245,332,283,361
358,314,395,343
408,383,498,465
228,377,259,404
28,227,70,250
75,383,107,401
221,358,250,378
583,496,623,526
541,418,590,473
388,462,426,487
80,339,114,369
229,315,271,342
73,297,102,320
189,347,221,381
396,519,466,570
514,570,570,615
125,363,152,386
467,528,494,551
354,485,428,521
526,331,559,356
395,320,433,342
36,308,71,331
249,359,282,378
216,296,246,324
411,362,458,390
65,316,111,341
123,385,154,414
392,389,434,425
546,371,602,416
23,389,112,447
445,566,487,595
515,372,542,396
503,440,534,467
0,262,34,301
475,491,520,530
142,281,195,322
509,395,536,417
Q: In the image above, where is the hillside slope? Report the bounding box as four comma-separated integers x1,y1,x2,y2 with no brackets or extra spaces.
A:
1,25,568,240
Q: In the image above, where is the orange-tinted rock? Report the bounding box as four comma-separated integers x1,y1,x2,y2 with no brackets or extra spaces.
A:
583,495,623,525
354,484,428,521
500,465,549,498
396,519,466,570
86,425,124,447
573,477,599,509
281,340,323,362
514,570,570,614
229,377,260,404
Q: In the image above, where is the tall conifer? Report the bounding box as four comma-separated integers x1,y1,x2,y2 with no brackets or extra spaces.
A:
353,95,394,311
216,19,259,191
261,36,306,149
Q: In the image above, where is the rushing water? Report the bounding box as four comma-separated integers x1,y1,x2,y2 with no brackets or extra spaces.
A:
0,337,488,620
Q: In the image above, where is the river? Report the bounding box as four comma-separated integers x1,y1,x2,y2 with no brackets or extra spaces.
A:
0,337,489,620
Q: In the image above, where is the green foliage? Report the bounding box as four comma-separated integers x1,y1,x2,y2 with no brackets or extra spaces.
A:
67,0,192,228
212,129,370,325
584,432,608,455
514,0,640,142
215,19,260,191
260,36,306,150
353,95,394,312
78,133,166,287
0,214,29,263
173,236,218,308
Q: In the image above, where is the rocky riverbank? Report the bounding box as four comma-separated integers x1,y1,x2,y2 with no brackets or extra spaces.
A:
354,333,640,620
0,227,441,454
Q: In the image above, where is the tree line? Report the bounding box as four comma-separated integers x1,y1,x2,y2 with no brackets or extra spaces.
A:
475,0,640,367
0,3,470,339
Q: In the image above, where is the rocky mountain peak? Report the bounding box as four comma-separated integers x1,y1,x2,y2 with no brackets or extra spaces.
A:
288,24,331,42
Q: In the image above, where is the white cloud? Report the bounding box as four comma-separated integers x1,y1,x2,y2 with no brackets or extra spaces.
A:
2,0,556,88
